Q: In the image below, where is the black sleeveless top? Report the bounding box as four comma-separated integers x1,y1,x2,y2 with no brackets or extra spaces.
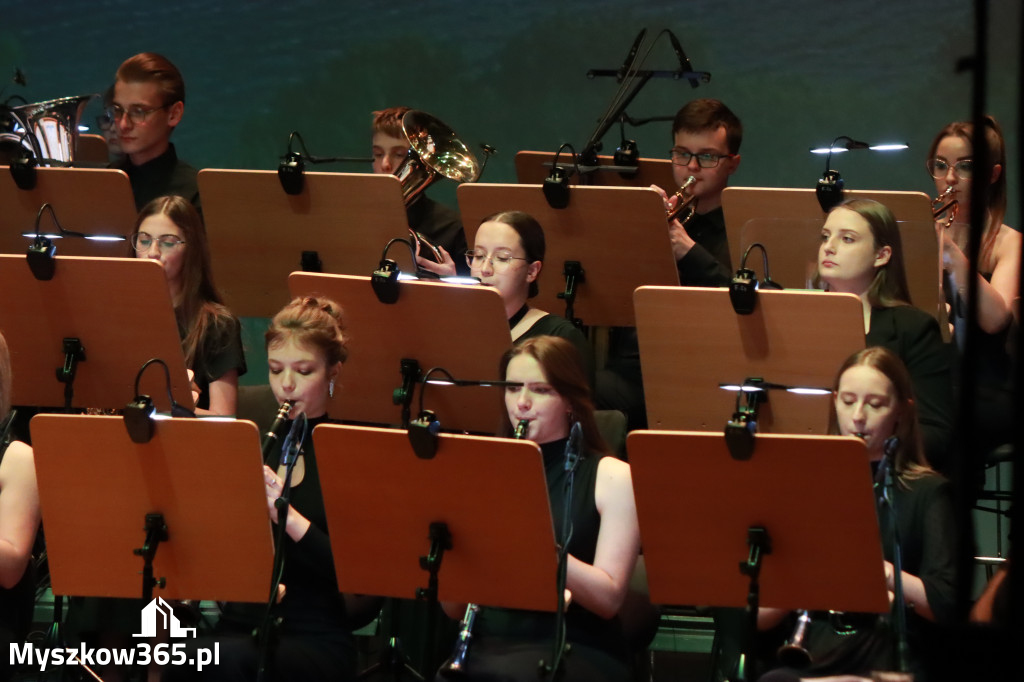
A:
474,438,630,663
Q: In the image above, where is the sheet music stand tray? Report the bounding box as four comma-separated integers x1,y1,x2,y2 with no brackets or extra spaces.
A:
288,272,511,433
0,166,135,257
313,424,558,611
30,414,273,601
722,187,944,332
199,169,412,318
0,255,193,410
634,286,864,433
514,151,676,194
458,183,679,327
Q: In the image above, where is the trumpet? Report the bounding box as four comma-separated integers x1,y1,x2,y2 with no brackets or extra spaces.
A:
932,186,959,228
441,418,529,677
667,176,698,224
776,610,812,668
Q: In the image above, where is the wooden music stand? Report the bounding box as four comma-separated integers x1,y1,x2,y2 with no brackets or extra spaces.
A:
458,183,679,327
722,188,944,332
313,424,558,612
0,166,135,257
199,169,412,318
634,286,864,433
0,255,193,410
30,414,273,601
288,272,511,433
514,151,676,193
627,430,888,613
76,133,110,165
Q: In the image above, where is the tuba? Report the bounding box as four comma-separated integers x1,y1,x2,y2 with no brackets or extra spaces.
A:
932,186,959,228
0,94,95,165
667,175,698,225
440,418,530,677
394,111,482,263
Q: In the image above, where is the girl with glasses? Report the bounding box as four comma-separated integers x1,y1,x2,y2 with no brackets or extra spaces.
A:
926,116,1020,335
926,117,1020,480
417,210,594,385
130,195,246,415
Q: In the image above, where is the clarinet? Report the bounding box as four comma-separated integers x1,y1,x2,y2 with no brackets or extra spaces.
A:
261,400,295,464
443,419,529,676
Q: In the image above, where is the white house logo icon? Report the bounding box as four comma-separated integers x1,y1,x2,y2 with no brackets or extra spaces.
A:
133,597,197,638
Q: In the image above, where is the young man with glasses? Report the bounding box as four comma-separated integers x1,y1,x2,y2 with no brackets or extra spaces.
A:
108,52,199,211
598,100,743,431
658,98,742,286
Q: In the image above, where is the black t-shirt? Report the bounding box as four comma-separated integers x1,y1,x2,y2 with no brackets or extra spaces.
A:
182,309,247,412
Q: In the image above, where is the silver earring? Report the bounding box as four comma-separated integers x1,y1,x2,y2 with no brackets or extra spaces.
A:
329,379,335,398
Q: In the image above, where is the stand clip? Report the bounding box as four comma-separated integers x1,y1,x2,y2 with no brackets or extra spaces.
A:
416,521,452,602
557,261,586,327
393,358,422,428
55,337,86,411
133,512,169,601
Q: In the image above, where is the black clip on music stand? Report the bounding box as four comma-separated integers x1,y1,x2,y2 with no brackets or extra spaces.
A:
313,424,559,679
627,431,889,681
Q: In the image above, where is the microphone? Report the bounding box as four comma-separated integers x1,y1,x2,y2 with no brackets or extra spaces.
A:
277,130,373,195
666,30,701,88
564,421,583,473
280,411,308,467
261,401,294,462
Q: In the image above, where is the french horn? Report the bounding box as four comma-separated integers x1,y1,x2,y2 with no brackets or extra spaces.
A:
394,111,482,263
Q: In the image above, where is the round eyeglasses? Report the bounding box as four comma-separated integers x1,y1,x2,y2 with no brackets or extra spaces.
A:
927,158,974,179
131,232,186,253
465,250,529,270
104,103,173,125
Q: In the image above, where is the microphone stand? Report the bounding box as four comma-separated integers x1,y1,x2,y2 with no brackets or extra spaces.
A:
541,422,582,677
256,413,308,682
875,440,911,674
581,29,710,166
